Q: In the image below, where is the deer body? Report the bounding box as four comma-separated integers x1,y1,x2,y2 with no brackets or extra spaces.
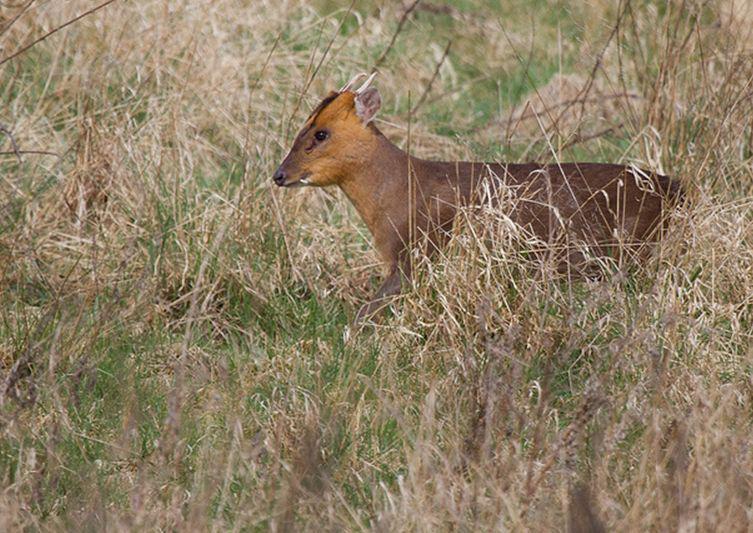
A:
274,74,683,320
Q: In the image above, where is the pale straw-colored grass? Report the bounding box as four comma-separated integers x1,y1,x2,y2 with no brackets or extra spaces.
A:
1,0,751,530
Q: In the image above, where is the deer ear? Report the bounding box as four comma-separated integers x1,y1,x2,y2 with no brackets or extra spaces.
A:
355,87,381,124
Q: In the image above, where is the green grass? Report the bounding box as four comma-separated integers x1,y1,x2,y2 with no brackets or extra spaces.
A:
1,0,752,530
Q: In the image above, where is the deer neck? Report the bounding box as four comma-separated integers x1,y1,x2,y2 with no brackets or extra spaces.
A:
337,130,414,241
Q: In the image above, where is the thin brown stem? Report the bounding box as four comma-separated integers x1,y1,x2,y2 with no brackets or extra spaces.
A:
410,40,452,116
374,0,421,69
0,0,122,68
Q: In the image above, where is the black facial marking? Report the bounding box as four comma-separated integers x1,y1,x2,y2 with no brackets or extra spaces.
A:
306,92,339,123
294,92,340,145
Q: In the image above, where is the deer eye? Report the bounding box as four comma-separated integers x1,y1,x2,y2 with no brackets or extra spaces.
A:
314,130,328,141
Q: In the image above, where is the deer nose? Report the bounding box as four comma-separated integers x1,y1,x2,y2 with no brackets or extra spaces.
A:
273,168,286,186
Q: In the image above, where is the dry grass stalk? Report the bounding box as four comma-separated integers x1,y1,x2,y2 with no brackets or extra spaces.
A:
0,0,751,530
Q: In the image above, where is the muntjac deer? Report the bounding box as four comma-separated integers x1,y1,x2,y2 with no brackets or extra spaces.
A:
273,73,684,321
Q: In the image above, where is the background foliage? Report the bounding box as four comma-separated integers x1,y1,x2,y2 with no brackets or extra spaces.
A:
1,0,752,529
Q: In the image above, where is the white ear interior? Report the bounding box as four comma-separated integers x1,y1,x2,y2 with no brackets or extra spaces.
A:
355,87,381,124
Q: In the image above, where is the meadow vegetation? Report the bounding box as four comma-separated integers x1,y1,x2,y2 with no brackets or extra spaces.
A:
1,0,752,529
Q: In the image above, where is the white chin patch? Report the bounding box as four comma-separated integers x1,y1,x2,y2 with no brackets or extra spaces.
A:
300,177,310,185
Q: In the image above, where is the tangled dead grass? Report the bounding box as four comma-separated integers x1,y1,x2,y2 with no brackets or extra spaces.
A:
1,0,752,530
499,73,636,143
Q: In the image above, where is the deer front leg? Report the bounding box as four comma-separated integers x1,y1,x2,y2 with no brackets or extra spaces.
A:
354,263,405,324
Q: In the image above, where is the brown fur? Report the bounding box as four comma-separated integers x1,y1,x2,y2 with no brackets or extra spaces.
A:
275,89,684,320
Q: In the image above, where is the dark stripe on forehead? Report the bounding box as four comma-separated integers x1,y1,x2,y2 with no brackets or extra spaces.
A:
293,92,342,141
306,92,340,124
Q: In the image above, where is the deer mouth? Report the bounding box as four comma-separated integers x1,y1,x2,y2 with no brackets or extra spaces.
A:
283,172,312,188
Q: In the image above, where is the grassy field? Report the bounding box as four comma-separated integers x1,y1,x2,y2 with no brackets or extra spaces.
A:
1,0,752,530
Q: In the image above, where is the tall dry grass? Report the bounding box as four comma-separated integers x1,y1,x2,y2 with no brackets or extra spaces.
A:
1,0,752,530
